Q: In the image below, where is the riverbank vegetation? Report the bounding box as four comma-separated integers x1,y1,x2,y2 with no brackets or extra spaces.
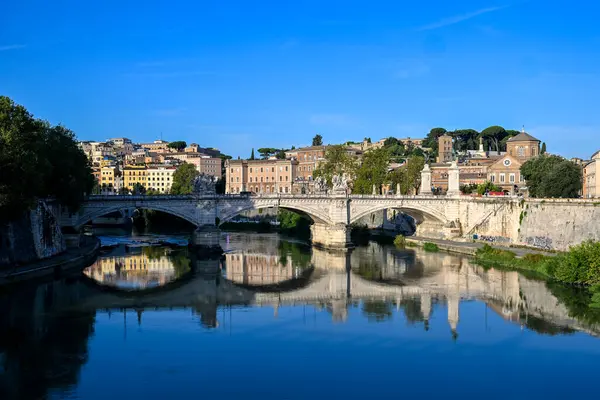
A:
423,242,440,252
475,241,600,286
0,96,94,221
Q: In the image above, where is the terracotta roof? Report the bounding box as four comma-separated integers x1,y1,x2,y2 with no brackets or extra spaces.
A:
507,132,540,142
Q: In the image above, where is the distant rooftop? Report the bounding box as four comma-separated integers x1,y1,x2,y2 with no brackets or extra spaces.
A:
507,130,539,142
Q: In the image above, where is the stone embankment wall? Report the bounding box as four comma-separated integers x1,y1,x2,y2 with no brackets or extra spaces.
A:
466,198,600,251
0,201,65,268
517,200,600,251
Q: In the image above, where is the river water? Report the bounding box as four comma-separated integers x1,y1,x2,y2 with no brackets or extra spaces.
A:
1,231,599,399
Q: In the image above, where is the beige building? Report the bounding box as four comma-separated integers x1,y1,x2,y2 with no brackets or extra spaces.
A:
225,158,297,194
146,166,176,193
583,151,600,198
488,131,540,192
167,153,221,178
100,166,119,191
437,134,453,163
286,145,326,182
198,156,222,178
224,253,298,285
123,165,147,192
140,140,170,152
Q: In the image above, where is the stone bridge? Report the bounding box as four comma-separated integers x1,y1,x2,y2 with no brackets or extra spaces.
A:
59,189,600,251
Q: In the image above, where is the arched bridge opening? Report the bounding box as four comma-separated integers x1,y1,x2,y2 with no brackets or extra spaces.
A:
73,205,199,230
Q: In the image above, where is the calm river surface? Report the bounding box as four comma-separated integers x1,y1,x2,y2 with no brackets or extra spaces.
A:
1,231,600,399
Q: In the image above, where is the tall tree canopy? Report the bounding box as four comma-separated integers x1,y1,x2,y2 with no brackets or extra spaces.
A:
170,163,199,195
521,155,582,198
312,134,323,146
422,127,447,153
167,141,187,151
353,148,391,194
313,145,357,186
389,156,425,195
0,96,93,221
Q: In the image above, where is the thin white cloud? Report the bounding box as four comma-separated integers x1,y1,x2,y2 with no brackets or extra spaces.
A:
0,44,26,51
417,6,507,31
309,114,356,127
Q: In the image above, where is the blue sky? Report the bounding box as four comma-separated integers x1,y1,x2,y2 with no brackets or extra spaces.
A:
1,0,599,159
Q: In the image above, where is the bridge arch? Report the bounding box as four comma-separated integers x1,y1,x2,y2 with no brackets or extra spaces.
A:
349,202,448,227
74,204,198,229
218,200,333,226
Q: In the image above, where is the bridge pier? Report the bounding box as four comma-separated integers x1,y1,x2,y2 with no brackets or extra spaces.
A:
310,223,353,249
191,225,223,257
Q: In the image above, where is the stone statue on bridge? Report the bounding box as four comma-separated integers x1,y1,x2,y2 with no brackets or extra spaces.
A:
193,173,216,195
314,177,327,194
332,174,349,195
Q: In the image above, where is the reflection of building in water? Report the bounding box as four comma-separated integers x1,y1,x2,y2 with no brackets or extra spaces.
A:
85,247,177,288
224,252,303,285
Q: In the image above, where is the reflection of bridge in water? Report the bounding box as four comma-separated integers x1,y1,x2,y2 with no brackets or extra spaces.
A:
70,244,599,336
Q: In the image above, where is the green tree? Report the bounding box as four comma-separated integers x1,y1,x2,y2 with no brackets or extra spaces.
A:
480,125,507,152
170,163,199,194
167,141,187,151
383,137,406,161
422,127,447,153
364,137,372,143
276,149,287,159
257,147,279,159
451,129,479,151
313,145,357,187
131,182,146,195
353,147,390,194
477,181,502,195
312,134,323,146
250,148,255,160
389,156,425,195
541,142,547,154
0,96,93,221
521,155,582,198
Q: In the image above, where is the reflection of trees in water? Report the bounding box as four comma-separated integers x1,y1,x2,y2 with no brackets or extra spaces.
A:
170,250,191,277
277,240,312,269
0,281,95,399
545,282,600,327
361,300,393,322
399,298,424,325
521,314,576,336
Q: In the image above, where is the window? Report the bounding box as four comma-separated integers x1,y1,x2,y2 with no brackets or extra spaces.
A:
260,167,263,172
279,176,282,181
500,174,506,183
519,174,524,183
517,146,525,157
250,168,253,173
285,166,288,172
490,174,496,183
285,176,288,181
509,173,515,183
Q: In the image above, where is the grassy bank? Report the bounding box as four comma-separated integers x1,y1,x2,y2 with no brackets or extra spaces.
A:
475,241,600,287
475,242,600,320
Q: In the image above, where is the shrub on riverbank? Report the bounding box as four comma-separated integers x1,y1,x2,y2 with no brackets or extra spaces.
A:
475,241,600,286
394,235,406,248
423,242,439,252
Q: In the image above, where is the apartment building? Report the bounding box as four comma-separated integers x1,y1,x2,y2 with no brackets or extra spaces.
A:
123,165,147,192
146,166,176,193
583,151,600,198
225,158,297,194
100,166,119,191
140,140,170,152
